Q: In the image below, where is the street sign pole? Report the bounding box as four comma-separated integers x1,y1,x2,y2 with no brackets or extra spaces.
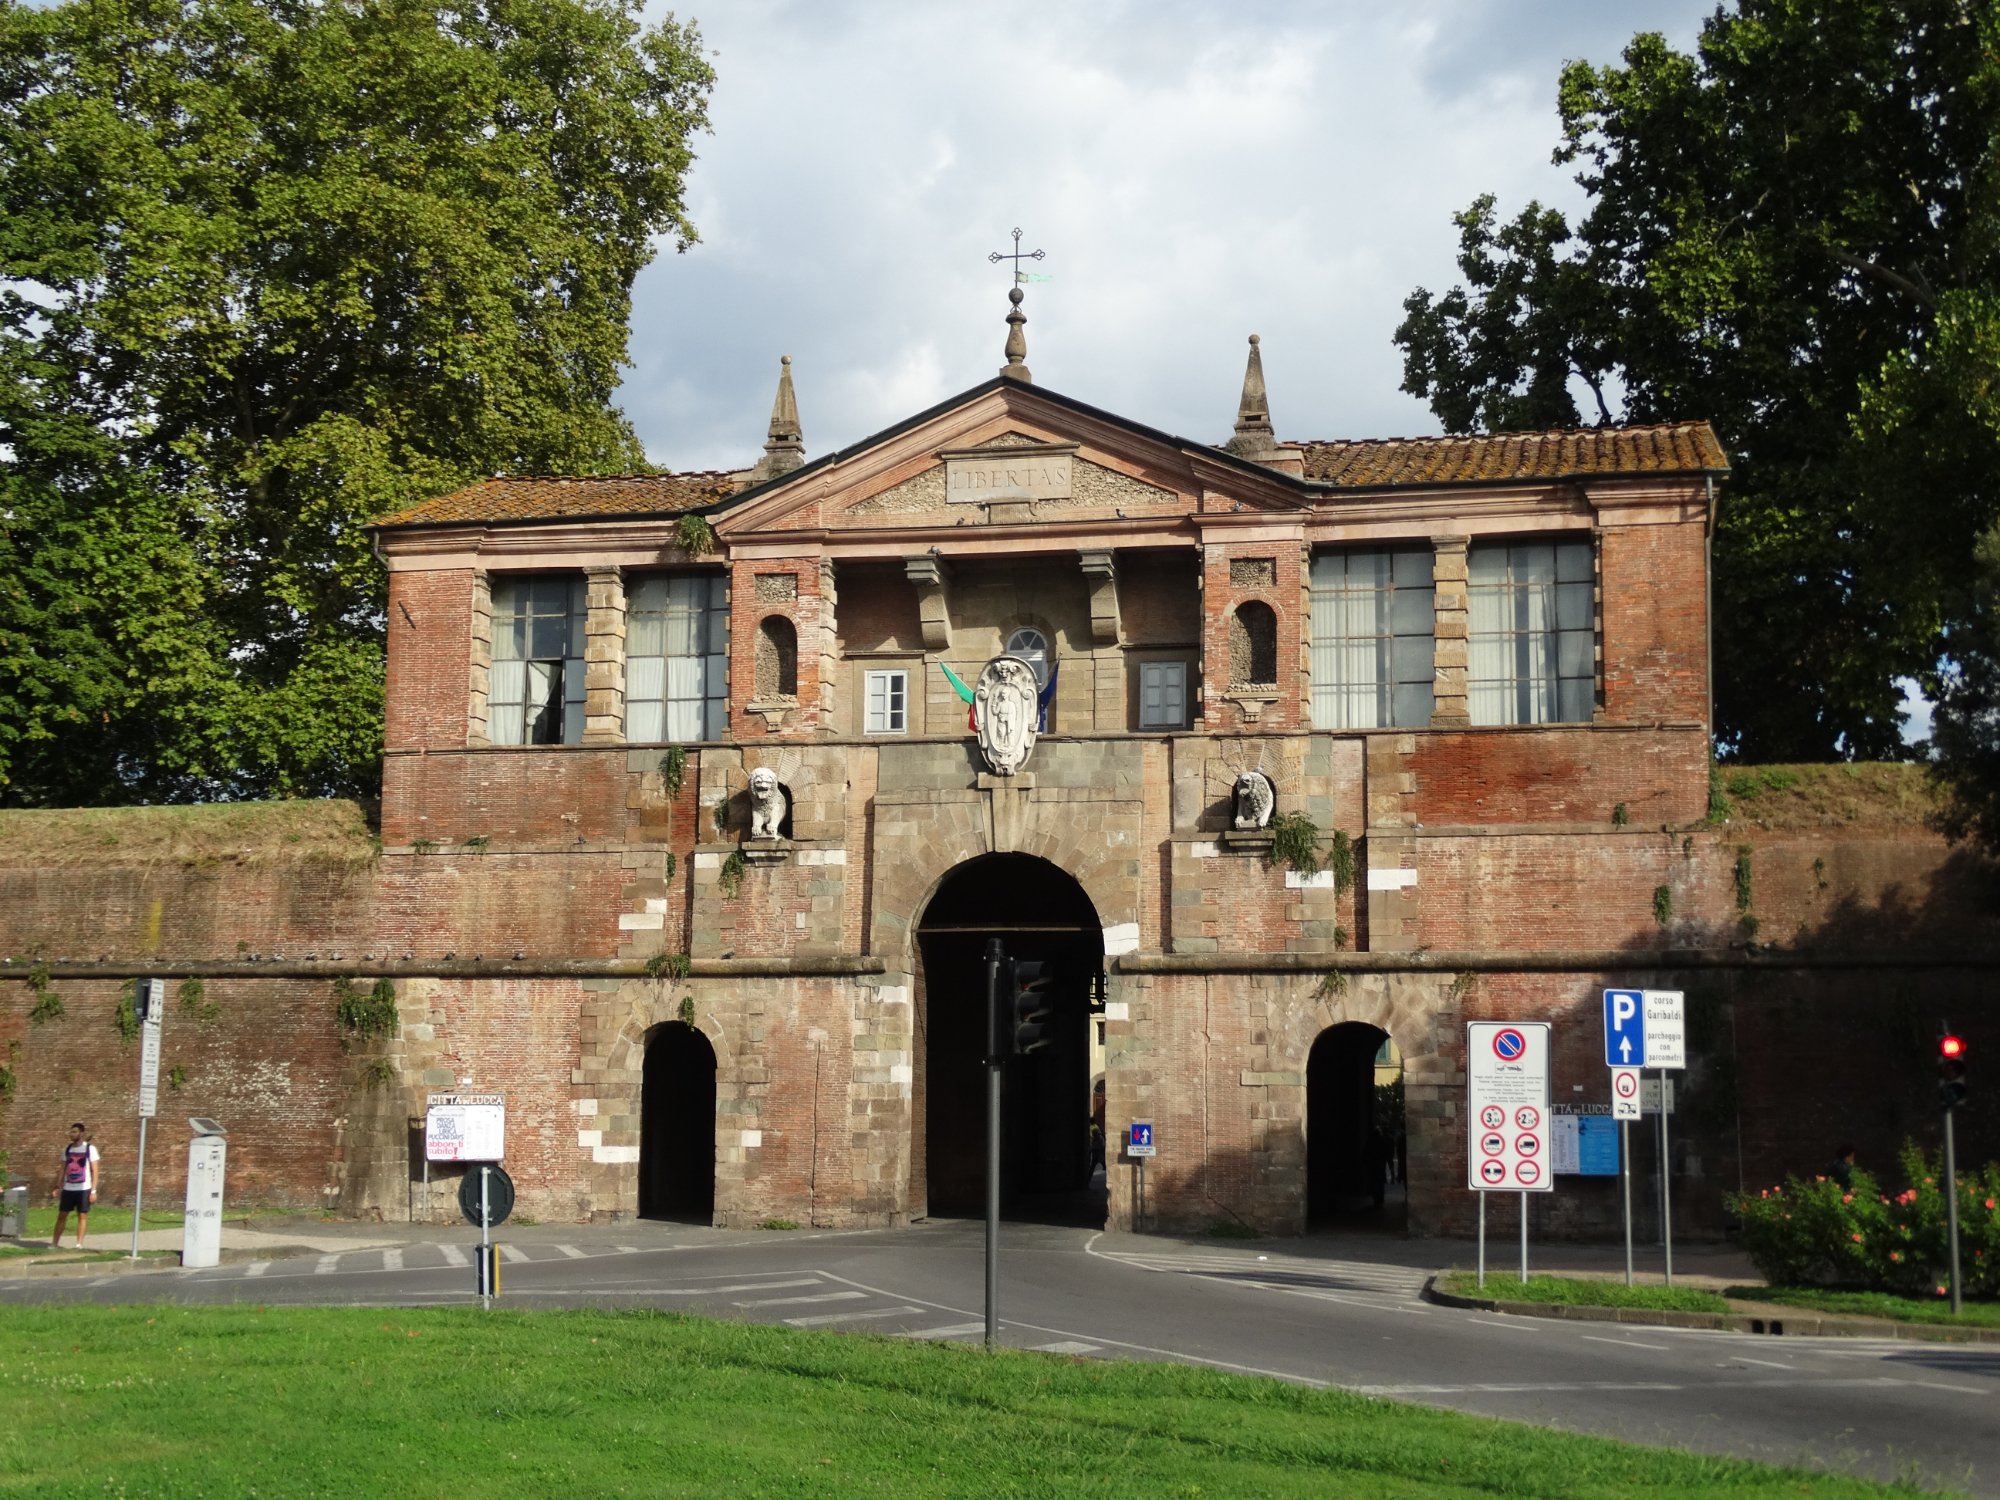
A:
1518,1191,1528,1283
1944,1105,1962,1316
480,1165,491,1312
1659,1070,1674,1287
1476,1191,1486,1290
130,978,164,1262
983,938,1003,1351
1620,1120,1633,1286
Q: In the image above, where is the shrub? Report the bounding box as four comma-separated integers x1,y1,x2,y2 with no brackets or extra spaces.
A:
1729,1144,2000,1298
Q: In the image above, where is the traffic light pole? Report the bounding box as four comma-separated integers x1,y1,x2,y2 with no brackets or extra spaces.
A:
1944,1105,1962,1316
984,939,1004,1351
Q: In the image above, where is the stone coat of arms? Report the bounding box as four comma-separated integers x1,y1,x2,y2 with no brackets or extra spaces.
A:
974,655,1040,776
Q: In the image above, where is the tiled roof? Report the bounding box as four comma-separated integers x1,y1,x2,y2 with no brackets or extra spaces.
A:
373,471,743,528
1295,421,1728,487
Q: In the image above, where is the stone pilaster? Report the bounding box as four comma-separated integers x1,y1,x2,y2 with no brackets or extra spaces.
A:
1429,535,1470,728
583,566,627,745
465,571,493,747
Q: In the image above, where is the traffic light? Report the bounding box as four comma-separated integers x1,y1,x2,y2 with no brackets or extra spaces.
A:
1009,959,1055,1055
1940,1033,1969,1111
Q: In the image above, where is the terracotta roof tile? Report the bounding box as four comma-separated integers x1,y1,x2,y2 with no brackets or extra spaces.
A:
1294,421,1728,487
373,471,743,528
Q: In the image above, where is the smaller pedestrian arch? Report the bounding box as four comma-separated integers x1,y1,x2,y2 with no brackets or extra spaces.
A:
1306,1021,1402,1224
640,1021,717,1222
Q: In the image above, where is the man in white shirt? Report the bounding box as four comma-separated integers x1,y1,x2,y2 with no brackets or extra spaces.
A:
51,1122,99,1249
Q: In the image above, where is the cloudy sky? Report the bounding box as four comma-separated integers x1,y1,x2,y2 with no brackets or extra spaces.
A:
624,0,1720,475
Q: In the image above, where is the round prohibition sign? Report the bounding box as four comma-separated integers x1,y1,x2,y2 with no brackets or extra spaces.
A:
1480,1132,1506,1156
1515,1160,1542,1186
1514,1133,1542,1157
1613,1071,1639,1100
1492,1028,1528,1061
1480,1160,1507,1185
1515,1106,1540,1130
1480,1105,1505,1129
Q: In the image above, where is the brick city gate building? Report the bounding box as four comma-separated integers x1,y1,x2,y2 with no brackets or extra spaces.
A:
6,313,1993,1236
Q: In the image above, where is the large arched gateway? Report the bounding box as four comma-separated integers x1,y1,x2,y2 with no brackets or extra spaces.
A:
640,1021,717,1222
914,854,1105,1225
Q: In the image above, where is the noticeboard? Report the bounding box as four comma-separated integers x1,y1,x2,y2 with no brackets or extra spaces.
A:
426,1093,505,1162
1552,1114,1620,1176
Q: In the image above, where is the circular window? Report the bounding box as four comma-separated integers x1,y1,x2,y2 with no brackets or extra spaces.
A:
1005,627,1050,685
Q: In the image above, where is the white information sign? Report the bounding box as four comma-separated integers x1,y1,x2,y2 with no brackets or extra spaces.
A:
1610,1065,1642,1121
1465,1022,1553,1193
137,978,165,1119
1643,989,1686,1069
426,1093,506,1162
1639,1076,1678,1114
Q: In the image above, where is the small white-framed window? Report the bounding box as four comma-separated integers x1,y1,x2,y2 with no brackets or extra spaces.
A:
1138,660,1188,729
1005,627,1050,685
864,669,908,734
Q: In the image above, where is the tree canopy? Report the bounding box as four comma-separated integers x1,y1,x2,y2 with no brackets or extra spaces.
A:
0,0,713,803
1396,0,2000,764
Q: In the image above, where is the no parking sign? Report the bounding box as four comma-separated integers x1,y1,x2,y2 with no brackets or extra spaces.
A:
1466,1022,1553,1194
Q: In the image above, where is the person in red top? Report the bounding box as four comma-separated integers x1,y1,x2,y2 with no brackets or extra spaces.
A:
51,1122,99,1249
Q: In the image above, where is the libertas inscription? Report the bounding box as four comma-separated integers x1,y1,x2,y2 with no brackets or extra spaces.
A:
940,443,1076,504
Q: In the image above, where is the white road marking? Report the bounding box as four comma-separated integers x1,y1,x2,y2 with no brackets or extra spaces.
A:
1466,1317,1544,1333
733,1291,865,1309
1898,1378,1990,1396
438,1245,468,1268
894,1323,989,1340
1731,1356,1794,1370
662,1278,823,1296
555,1245,586,1260
1031,1341,1101,1355
499,1245,529,1264
382,1249,403,1273
785,1306,924,1327
245,1262,270,1278
314,1255,340,1275
1581,1335,1670,1351
616,1246,639,1254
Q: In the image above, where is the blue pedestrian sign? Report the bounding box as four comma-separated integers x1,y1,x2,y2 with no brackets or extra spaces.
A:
1603,989,1646,1067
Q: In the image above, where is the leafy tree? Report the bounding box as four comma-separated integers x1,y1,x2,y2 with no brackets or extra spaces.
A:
0,0,713,802
1396,1,2000,762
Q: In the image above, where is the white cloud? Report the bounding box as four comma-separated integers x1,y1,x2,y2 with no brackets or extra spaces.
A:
627,0,1716,472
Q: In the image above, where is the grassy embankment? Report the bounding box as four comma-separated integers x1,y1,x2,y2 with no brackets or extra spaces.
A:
0,1304,1943,1497
1437,1271,1729,1314
1727,1286,2000,1330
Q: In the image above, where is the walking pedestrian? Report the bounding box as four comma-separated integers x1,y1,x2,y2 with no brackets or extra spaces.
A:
50,1122,99,1249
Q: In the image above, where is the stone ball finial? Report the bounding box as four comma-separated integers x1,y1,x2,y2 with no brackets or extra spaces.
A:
781,354,791,366
1009,286,1024,307
1249,333,1261,346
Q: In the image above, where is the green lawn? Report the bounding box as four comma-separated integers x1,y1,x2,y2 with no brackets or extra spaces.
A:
1439,1271,1730,1314
13,1204,193,1238
1730,1286,2000,1329
0,1305,1938,1497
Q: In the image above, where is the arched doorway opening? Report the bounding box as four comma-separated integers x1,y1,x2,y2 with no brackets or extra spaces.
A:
1306,1022,1405,1227
640,1021,716,1222
915,853,1105,1226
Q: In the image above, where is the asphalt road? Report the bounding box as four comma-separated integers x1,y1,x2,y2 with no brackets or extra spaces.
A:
5,1220,1995,1495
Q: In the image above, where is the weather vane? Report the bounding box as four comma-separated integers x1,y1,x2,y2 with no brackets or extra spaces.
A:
989,228,1045,285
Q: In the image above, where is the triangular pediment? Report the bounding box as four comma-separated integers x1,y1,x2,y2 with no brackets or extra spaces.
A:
712,379,1301,541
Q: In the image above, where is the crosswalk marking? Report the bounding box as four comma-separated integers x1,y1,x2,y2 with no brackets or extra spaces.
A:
1030,1340,1101,1355
438,1245,468,1268
555,1245,586,1260
382,1249,403,1273
498,1245,529,1264
662,1278,820,1296
314,1255,340,1275
1097,1249,1428,1300
894,1322,988,1340
733,1291,864,1309
245,1262,270,1278
785,1306,924,1328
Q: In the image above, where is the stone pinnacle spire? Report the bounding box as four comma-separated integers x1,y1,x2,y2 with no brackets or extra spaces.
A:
753,355,805,480
999,285,1032,384
1224,334,1274,457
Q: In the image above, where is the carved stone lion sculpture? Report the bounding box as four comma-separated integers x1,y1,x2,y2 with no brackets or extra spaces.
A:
1233,769,1275,831
748,766,788,840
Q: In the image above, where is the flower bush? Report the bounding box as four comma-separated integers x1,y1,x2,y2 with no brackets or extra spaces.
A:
1729,1143,2000,1298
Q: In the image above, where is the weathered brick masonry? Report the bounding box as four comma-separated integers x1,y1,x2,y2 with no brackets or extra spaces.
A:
4,358,1995,1237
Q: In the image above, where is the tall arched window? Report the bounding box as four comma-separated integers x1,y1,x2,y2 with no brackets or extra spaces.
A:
1230,601,1278,686
756,615,798,699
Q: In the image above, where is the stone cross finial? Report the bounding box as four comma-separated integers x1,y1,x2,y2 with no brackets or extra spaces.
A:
752,355,806,480
1224,334,1275,457
990,229,1044,384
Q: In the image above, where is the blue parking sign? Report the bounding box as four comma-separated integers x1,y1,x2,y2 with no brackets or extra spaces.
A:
1603,989,1646,1067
